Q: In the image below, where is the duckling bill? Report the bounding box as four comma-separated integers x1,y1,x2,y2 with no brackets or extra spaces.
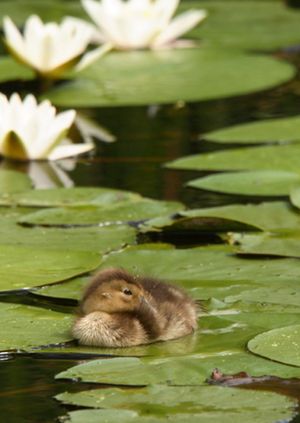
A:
72,268,198,347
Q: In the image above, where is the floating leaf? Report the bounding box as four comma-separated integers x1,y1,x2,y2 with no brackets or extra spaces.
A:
0,170,32,193
203,115,300,145
166,144,300,172
187,171,300,196
248,325,300,367
0,218,136,253
0,187,140,207
290,186,300,209
56,350,300,386
0,244,100,291
0,302,72,351
229,232,300,258
226,286,300,308
98,244,300,286
0,56,33,82
46,49,294,107
143,202,300,233
36,275,88,300
56,385,296,423
18,199,184,227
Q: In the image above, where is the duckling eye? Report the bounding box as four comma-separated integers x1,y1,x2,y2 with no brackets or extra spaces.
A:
123,288,132,296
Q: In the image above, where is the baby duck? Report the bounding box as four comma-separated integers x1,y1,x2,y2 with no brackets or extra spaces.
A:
72,268,198,347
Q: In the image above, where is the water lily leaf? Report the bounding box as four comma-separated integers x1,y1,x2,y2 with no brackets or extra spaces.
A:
226,286,300,308
290,186,300,209
0,170,32,193
0,56,33,82
203,115,300,145
166,144,300,172
192,0,300,51
229,232,300,258
0,244,100,291
55,350,300,385
187,171,300,196
0,187,140,207
0,219,136,253
17,199,184,227
56,385,296,423
98,244,300,286
248,324,300,367
46,49,294,107
148,202,300,233
35,275,89,300
0,302,72,351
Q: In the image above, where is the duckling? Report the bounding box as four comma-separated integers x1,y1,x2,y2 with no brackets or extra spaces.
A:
72,268,198,347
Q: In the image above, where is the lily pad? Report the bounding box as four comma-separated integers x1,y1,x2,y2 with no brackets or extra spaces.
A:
0,244,100,291
0,187,140,207
56,350,300,385
0,302,72,351
0,170,32,193
0,56,33,82
56,385,296,423
187,171,300,196
166,143,300,173
203,115,300,145
17,199,184,227
229,232,300,258
142,202,300,233
46,49,295,107
248,324,300,367
0,219,136,253
226,286,300,308
289,186,300,209
98,244,300,285
35,275,89,300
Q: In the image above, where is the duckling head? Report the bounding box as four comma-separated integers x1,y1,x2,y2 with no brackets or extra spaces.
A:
79,268,144,315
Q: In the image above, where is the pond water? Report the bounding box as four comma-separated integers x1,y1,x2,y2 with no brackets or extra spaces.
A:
1,51,300,422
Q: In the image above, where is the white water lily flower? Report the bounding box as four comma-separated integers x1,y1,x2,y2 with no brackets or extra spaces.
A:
3,15,102,77
0,93,94,161
81,0,207,50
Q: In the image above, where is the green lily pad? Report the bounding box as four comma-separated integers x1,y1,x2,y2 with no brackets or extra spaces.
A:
0,302,72,351
46,49,294,107
229,232,300,258
56,385,296,423
98,244,300,285
0,218,136,253
187,171,300,196
203,115,300,145
0,170,32,193
290,186,300,209
248,324,300,367
0,56,33,82
17,199,184,227
142,202,300,233
0,244,100,291
226,286,300,308
35,275,89,300
166,144,300,173
0,187,140,207
55,349,300,385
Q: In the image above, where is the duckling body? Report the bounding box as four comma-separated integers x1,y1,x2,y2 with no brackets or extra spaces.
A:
72,268,198,347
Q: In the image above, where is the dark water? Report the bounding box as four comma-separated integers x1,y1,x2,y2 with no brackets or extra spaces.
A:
2,51,300,422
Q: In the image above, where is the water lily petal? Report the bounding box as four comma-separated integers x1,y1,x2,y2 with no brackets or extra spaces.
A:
48,142,94,161
75,113,116,143
154,0,179,26
3,17,27,64
152,9,207,48
63,16,106,44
